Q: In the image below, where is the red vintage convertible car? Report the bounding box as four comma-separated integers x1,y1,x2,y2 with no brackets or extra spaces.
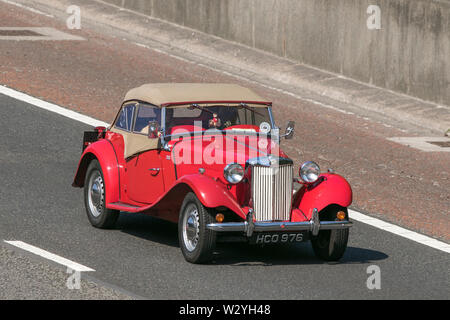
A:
73,83,352,263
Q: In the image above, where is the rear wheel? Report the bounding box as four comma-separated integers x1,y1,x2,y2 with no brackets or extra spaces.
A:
178,192,216,264
311,206,349,261
84,160,119,229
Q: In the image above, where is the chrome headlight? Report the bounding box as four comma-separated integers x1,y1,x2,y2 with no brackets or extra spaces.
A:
224,163,244,184
299,161,320,183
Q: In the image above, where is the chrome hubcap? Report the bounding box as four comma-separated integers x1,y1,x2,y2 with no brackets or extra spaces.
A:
182,205,200,252
88,171,104,218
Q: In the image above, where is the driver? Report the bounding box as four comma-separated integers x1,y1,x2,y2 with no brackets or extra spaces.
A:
208,113,222,128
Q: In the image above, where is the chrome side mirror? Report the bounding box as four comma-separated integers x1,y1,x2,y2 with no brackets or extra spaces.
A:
284,121,295,139
148,121,160,139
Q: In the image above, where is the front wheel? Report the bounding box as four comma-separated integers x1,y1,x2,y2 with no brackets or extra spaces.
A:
311,206,349,261
178,192,216,264
84,160,119,229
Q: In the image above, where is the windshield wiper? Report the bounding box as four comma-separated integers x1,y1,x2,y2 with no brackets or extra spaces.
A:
238,103,265,117
188,104,214,114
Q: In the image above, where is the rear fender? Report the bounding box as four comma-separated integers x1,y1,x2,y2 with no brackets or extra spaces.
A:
292,173,352,221
72,139,120,204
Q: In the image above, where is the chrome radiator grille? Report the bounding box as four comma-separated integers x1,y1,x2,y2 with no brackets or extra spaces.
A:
251,164,293,221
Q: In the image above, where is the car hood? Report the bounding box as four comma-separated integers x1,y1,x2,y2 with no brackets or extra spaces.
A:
170,133,288,170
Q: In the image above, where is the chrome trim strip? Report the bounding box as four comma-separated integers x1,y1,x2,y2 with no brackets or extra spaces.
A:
206,217,353,235
311,208,320,236
246,210,255,237
267,107,276,131
161,106,166,137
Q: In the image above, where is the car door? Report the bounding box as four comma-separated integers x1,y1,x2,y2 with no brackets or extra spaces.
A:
126,103,165,204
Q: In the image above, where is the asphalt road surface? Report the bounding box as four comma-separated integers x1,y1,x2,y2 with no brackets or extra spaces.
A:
0,94,449,299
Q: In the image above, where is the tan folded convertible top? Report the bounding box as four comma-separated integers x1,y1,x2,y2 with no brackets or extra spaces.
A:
116,83,271,158
123,83,271,107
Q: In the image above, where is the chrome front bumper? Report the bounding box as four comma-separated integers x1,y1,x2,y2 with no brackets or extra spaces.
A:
206,208,352,237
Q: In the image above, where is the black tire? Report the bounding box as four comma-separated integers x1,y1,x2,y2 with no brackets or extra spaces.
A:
178,192,216,264
84,159,119,229
311,206,349,261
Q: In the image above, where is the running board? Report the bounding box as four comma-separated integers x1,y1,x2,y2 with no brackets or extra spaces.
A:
107,202,146,212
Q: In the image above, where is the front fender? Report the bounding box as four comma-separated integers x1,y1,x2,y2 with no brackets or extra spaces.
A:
292,173,352,221
72,139,120,204
177,174,246,220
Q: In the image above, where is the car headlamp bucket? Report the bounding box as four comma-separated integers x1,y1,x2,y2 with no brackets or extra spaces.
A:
299,161,320,183
224,163,244,184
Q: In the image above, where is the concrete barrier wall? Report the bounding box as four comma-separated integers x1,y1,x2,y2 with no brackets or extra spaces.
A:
104,0,450,106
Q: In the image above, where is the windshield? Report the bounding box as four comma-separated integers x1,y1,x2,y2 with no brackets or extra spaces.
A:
164,105,273,136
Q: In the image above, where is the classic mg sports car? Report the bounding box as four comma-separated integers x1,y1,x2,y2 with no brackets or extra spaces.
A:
73,83,353,263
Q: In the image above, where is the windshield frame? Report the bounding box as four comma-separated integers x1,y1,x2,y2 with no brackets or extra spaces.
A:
160,105,277,141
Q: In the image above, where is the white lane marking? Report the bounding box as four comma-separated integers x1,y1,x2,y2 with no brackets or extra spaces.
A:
0,0,54,18
4,241,95,272
1,84,449,253
349,210,450,254
0,85,109,127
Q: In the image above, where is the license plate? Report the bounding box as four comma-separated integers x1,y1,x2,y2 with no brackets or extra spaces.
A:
250,232,309,244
